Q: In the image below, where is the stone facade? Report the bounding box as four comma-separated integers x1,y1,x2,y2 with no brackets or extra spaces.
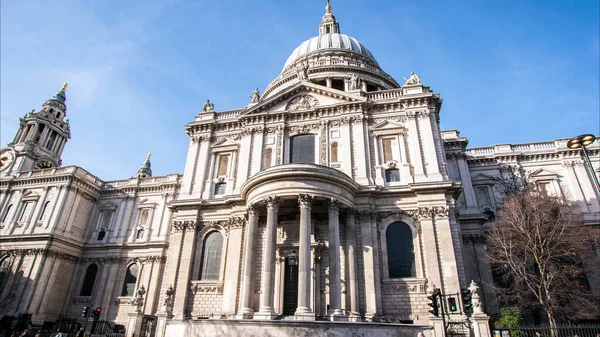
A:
0,3,598,336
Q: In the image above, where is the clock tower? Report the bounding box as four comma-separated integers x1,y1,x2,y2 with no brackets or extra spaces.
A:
0,84,71,177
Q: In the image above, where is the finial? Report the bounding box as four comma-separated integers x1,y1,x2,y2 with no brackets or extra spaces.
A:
60,83,68,93
146,152,151,161
325,0,331,14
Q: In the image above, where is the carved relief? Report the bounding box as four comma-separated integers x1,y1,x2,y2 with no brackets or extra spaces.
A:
286,95,319,112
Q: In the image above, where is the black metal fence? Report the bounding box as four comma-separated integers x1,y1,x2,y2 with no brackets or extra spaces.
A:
492,324,600,337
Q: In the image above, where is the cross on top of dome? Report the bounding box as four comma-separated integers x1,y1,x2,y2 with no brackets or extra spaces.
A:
319,0,340,35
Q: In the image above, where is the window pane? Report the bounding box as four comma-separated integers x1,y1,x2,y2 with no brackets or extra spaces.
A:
385,169,400,182
263,148,272,169
2,205,13,223
19,202,34,221
386,223,416,278
290,135,315,164
382,138,393,162
40,201,51,220
102,212,113,229
121,264,138,296
80,264,98,296
330,142,338,162
477,187,491,207
139,209,149,226
217,154,230,177
200,232,223,280
214,182,226,195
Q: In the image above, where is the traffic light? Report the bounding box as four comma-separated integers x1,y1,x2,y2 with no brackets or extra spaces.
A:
462,289,472,312
81,306,89,318
448,297,458,312
427,290,440,317
91,307,102,319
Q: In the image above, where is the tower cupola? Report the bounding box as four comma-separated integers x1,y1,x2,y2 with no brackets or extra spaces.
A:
318,0,340,35
1,83,72,176
137,153,153,178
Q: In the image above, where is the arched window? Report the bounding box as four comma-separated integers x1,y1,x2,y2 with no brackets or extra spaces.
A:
289,134,315,164
386,222,416,278
121,264,139,296
0,257,10,289
80,264,98,296
199,231,223,280
39,201,51,220
263,148,273,169
2,204,13,223
330,142,339,163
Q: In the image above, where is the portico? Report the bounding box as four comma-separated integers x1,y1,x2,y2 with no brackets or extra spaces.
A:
238,163,359,320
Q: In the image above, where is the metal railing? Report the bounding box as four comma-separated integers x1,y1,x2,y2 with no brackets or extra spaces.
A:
493,324,600,337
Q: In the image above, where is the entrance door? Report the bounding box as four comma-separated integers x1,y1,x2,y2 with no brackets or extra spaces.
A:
283,257,299,315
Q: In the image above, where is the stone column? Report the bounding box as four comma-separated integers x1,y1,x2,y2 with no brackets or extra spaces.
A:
295,194,314,318
236,204,259,318
255,196,279,319
345,210,359,317
327,199,344,318
406,111,426,182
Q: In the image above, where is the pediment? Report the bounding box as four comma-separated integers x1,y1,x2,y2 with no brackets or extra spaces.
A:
99,201,118,211
22,190,41,200
470,173,495,184
211,138,239,149
241,81,366,117
529,168,561,179
370,120,405,132
138,198,158,208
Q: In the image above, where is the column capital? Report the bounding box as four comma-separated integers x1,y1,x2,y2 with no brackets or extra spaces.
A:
264,196,280,210
247,203,259,216
328,198,341,212
298,194,313,208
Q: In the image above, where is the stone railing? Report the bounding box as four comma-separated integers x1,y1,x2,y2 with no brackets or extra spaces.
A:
366,89,403,101
216,109,244,120
14,166,104,188
465,139,599,157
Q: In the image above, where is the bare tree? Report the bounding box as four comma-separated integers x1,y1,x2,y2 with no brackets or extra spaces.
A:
486,191,599,330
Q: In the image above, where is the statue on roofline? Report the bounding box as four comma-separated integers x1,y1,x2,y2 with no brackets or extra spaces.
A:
403,72,421,85
249,88,260,103
202,99,215,112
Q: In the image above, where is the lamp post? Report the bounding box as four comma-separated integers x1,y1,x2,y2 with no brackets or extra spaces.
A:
567,134,600,197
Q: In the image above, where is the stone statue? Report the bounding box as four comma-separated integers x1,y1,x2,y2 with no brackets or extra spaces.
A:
202,99,215,112
296,61,309,81
133,285,146,311
403,72,421,85
249,88,260,103
349,73,359,90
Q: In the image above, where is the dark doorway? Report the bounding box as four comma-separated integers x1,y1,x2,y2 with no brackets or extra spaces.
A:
283,256,299,315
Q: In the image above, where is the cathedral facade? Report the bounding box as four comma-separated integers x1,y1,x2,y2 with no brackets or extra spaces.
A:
1,3,598,337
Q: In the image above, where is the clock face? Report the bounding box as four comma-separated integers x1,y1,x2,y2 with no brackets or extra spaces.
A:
0,149,15,172
35,159,55,170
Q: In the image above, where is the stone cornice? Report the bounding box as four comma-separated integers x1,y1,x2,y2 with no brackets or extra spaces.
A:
0,248,79,263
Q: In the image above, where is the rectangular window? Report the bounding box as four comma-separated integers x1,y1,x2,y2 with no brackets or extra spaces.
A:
217,154,230,177
537,181,551,195
476,187,491,207
101,211,113,229
385,169,400,182
290,135,315,164
214,182,226,195
382,138,394,163
139,209,149,227
19,202,34,222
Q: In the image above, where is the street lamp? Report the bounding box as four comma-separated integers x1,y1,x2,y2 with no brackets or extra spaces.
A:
567,134,600,196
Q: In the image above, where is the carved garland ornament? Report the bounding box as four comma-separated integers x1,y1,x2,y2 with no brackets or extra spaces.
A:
286,95,319,112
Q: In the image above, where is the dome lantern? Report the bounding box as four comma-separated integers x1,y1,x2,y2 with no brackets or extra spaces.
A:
319,0,340,35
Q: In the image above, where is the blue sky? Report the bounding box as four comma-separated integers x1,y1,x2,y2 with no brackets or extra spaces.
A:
1,0,598,180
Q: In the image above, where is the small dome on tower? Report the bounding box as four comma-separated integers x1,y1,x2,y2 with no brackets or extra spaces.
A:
49,83,68,104
136,153,153,178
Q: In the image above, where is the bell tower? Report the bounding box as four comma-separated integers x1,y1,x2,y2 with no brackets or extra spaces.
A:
0,83,72,177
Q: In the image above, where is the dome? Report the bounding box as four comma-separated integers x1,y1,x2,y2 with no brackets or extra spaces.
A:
283,33,379,71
